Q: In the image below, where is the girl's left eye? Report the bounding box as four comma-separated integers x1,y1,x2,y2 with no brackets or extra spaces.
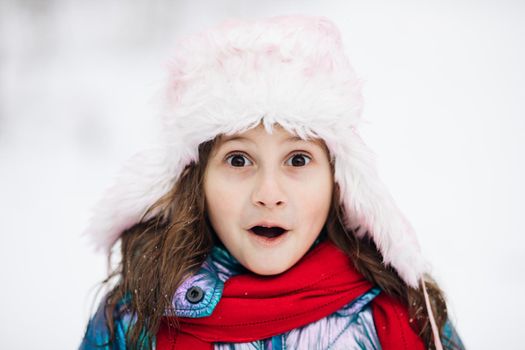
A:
286,153,311,167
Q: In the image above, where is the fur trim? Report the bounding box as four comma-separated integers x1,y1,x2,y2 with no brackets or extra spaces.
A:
83,15,429,288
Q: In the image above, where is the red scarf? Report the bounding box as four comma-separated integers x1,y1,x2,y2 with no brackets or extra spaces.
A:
157,240,425,349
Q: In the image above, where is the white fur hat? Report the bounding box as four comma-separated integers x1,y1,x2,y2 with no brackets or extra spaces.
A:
84,15,430,289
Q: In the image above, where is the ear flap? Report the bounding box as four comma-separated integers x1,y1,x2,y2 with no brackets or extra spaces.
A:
81,147,179,253
334,133,429,288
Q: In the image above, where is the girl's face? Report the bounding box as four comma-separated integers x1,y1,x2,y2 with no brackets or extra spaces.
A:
204,123,333,275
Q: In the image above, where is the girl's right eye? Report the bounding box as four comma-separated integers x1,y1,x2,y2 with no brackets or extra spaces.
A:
225,153,253,167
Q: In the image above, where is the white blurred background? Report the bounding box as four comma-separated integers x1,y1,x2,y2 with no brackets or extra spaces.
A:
1,0,523,349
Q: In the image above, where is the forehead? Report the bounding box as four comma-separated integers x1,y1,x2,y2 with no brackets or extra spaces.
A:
215,124,326,148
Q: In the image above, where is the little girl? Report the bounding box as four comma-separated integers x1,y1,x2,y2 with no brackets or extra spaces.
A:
80,16,465,350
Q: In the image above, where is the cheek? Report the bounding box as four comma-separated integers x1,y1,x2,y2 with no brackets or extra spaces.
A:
204,171,243,227
296,173,333,221
302,189,331,215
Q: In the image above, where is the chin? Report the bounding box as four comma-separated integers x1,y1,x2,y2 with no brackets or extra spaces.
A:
248,262,290,276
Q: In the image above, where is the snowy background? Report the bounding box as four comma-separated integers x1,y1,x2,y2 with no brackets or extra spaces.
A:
1,0,524,349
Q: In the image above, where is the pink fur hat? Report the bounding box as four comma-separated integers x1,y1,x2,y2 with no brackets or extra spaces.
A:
84,15,430,289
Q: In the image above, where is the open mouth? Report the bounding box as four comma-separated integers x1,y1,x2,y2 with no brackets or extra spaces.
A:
249,226,287,238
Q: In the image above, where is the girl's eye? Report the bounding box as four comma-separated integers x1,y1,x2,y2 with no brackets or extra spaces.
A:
226,153,253,167
225,152,311,168
286,153,311,167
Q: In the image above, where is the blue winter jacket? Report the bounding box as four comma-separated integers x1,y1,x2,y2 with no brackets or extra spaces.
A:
79,238,465,349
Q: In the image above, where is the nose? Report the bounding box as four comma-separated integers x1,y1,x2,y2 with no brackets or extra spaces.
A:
251,168,286,209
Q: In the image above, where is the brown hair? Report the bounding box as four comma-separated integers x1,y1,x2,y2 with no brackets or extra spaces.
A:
94,134,461,349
